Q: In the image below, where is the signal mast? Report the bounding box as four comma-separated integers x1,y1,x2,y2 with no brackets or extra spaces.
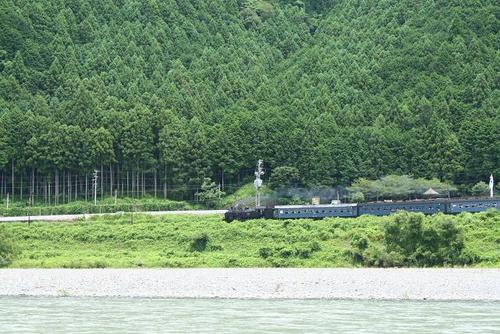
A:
254,160,264,207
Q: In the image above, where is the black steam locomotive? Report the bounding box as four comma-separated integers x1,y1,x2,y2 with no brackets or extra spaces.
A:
224,198,499,222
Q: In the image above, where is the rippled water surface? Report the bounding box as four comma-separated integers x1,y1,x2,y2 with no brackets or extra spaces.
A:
0,297,499,333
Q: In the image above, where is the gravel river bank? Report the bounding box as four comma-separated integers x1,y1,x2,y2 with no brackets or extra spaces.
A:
1,268,499,300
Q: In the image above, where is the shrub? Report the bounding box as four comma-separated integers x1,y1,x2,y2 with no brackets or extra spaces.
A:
384,212,425,258
189,233,210,252
0,226,18,267
383,212,466,266
362,245,404,267
309,241,321,252
195,178,225,208
258,242,321,260
471,181,489,196
259,247,272,259
350,233,369,263
351,192,365,203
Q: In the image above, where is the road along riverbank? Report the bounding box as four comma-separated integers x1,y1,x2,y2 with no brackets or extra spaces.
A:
1,268,498,300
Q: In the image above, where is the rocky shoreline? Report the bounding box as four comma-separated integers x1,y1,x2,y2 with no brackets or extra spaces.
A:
0,268,499,300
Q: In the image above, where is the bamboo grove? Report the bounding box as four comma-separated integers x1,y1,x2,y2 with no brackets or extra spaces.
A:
0,0,498,204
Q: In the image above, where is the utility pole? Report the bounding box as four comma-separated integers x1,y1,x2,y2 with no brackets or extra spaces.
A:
254,159,264,207
92,169,98,206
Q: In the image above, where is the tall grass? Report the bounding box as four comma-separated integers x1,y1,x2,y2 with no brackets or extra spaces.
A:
3,210,498,268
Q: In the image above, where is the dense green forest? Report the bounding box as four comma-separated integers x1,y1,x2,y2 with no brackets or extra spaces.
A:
0,0,498,205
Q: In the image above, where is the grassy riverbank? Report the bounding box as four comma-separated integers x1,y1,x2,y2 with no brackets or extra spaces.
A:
2,210,499,268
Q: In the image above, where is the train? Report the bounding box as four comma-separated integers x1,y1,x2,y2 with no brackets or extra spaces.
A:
224,198,500,222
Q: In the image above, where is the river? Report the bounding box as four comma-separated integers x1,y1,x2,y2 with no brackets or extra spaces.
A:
0,297,498,333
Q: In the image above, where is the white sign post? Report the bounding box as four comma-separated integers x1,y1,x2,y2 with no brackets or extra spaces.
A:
489,174,494,198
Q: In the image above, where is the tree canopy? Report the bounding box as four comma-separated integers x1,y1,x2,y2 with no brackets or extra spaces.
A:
0,0,498,204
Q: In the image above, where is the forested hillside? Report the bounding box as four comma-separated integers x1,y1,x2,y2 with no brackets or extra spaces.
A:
0,0,498,204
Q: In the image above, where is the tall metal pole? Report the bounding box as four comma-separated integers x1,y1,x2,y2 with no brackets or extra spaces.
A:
254,160,264,207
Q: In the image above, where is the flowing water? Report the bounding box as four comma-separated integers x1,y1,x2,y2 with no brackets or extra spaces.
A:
0,297,498,333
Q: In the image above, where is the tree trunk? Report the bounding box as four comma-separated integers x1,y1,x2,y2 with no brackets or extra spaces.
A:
48,177,51,206
85,174,88,201
163,166,167,199
31,169,35,206
109,164,113,197
62,170,66,203
20,173,23,202
68,171,71,202
35,170,38,201
142,170,145,197
55,170,59,205
11,160,14,202
154,168,157,198
43,176,47,205
136,171,139,197
131,171,135,198
117,165,121,197
100,164,103,200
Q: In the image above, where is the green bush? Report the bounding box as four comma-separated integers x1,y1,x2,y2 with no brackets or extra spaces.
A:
362,245,404,267
350,233,369,263
258,241,321,260
195,178,225,208
0,225,18,267
189,233,210,252
383,212,465,266
259,247,272,259
349,212,471,267
471,182,489,196
351,192,365,203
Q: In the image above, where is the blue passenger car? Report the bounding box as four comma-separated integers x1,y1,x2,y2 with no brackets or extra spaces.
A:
274,204,358,219
358,201,446,216
448,199,499,213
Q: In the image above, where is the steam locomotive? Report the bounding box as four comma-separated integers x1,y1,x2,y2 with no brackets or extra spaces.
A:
224,198,499,222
